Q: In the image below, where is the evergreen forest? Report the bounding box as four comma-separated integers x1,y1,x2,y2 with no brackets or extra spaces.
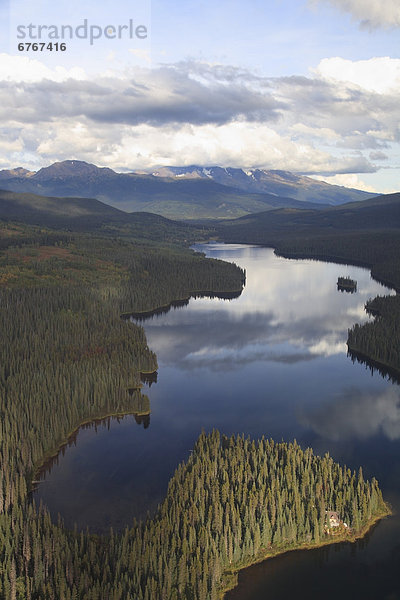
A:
0,216,391,599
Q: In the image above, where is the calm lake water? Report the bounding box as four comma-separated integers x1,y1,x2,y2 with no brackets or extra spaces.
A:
34,244,400,599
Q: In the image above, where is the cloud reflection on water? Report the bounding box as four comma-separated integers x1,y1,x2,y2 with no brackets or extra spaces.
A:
301,387,400,441
145,307,359,371
143,246,393,372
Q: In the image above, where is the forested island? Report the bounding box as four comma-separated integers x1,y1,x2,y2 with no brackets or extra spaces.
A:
337,276,357,292
0,212,393,600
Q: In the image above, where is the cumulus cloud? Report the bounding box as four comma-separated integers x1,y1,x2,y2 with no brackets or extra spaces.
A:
0,55,283,127
25,120,377,174
311,0,400,29
0,53,86,83
311,173,379,193
369,150,388,161
314,57,400,94
273,72,400,141
0,54,398,175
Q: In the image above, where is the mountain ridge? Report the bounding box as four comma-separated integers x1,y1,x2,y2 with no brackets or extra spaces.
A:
0,160,375,220
150,164,375,205
0,188,201,243
216,192,400,244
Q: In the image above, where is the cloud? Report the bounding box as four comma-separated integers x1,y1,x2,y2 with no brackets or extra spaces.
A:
313,57,400,94
0,54,398,176
0,56,283,127
129,49,151,64
311,173,380,193
272,64,400,156
301,388,400,441
369,150,388,161
274,71,400,140
0,53,86,83
311,0,400,29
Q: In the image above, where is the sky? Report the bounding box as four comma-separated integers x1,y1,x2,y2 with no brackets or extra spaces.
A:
0,0,400,192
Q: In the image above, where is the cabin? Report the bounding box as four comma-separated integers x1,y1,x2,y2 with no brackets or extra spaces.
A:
326,510,340,528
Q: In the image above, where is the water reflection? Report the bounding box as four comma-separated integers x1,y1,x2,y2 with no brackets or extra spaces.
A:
140,371,158,387
135,413,150,428
348,347,400,384
34,244,398,551
141,246,393,374
300,387,400,441
123,290,242,321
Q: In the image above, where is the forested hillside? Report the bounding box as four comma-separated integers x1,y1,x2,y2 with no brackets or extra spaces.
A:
0,217,389,599
0,223,245,599
0,190,212,240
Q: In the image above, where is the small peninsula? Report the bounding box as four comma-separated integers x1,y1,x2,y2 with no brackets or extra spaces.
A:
130,430,390,600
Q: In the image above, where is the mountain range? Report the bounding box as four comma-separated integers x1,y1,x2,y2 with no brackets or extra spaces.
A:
151,165,374,206
0,160,375,220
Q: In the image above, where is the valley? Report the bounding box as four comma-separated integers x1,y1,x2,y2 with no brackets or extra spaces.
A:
0,174,399,599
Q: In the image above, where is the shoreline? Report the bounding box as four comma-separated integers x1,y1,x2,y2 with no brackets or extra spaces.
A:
32,275,244,489
347,344,400,382
120,288,244,320
273,248,399,293
30,243,396,599
264,245,400,382
219,505,392,599
31,408,150,488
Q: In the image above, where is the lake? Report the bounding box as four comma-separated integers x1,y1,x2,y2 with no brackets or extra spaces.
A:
34,243,400,599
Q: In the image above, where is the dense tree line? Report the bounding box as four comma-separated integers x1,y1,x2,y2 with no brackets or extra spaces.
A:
348,294,400,377
0,223,388,599
273,232,400,290
0,430,386,600
0,227,246,599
